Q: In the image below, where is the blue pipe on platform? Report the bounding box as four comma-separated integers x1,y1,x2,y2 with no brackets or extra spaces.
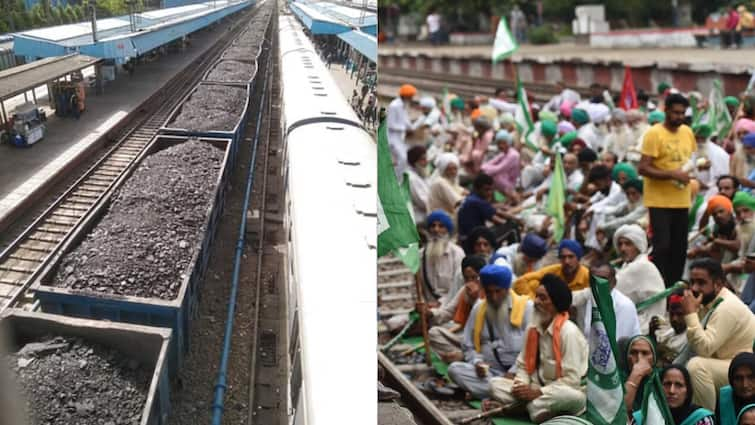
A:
210,46,270,425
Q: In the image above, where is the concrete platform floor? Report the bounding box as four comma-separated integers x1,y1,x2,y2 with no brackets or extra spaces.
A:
379,42,755,69
0,17,241,220
329,61,359,103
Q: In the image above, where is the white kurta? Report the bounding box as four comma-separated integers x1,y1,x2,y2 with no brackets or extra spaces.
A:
690,141,730,200
386,97,413,176
572,286,642,340
615,254,666,334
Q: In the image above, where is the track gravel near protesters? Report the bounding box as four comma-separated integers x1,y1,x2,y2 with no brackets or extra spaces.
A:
7,336,150,425
53,140,224,300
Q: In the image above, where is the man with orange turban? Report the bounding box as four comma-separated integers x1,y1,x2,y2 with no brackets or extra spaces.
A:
387,84,418,178
688,194,740,263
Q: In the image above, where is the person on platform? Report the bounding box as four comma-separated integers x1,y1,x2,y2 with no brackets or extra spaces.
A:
447,264,533,400
426,255,487,362
387,84,418,177
423,211,464,296
612,224,666,333
427,152,465,217
513,239,590,298
638,93,697,286
488,274,588,423
717,352,755,425
682,258,755,411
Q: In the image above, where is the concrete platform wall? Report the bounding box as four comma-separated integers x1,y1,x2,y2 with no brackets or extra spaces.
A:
379,53,752,96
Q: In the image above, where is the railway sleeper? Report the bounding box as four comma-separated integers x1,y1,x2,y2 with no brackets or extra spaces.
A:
0,258,38,274
0,283,17,298
9,251,47,262
0,269,31,284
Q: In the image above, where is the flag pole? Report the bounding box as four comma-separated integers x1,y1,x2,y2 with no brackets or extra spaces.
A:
414,271,433,366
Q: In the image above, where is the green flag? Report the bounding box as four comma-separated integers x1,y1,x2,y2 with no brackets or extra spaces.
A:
492,18,519,63
702,80,733,140
585,275,627,425
545,152,566,242
377,122,420,272
514,76,538,152
636,372,675,425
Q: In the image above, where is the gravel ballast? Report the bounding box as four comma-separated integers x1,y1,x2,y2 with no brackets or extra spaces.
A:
205,60,257,83
170,84,247,132
53,140,224,300
7,336,150,425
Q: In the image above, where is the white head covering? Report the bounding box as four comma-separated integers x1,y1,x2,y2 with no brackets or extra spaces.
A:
612,224,648,254
419,97,436,109
434,152,460,176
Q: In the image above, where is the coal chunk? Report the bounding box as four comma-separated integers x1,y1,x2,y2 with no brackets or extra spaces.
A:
205,60,257,83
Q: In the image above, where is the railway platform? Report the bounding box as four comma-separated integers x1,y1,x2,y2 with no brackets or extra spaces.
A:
0,21,236,232
379,42,754,97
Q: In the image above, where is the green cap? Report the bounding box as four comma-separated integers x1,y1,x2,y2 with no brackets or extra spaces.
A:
692,123,713,139
450,97,465,110
725,96,740,108
657,82,671,94
612,162,638,182
648,110,665,124
541,120,557,137
557,131,578,148
733,191,755,211
571,108,590,125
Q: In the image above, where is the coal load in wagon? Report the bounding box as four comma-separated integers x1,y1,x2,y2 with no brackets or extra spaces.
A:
53,140,223,300
206,60,257,83
7,336,150,425
170,84,247,132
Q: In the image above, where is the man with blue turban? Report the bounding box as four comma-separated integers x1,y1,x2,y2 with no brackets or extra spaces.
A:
512,239,590,298
421,210,466,304
447,264,533,400
495,233,549,278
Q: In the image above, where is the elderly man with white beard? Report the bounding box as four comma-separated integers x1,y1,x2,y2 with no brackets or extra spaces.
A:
428,152,466,218
447,264,533,400
420,210,466,304
612,224,666,334
488,274,588,423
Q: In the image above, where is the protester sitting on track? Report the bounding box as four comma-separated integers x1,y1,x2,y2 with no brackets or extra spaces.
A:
447,264,533,400
513,240,590,298
717,352,755,425
620,335,659,415
420,210,465,304
570,261,640,340
597,178,648,233
688,195,741,264
426,255,487,363
488,274,588,423
457,173,518,243
611,224,666,333
480,129,521,204
682,258,755,411
632,365,715,425
650,294,689,367
427,152,466,218
463,226,499,262
406,145,431,226
691,123,730,200
495,233,549,277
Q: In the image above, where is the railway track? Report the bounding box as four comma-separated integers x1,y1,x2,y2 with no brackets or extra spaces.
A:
246,16,287,422
378,68,592,104
0,4,264,312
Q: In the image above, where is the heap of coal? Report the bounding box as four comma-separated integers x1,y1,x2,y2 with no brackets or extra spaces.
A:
7,336,150,425
54,140,223,300
171,84,247,132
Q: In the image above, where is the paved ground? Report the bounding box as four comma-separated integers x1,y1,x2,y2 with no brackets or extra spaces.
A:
379,42,755,69
0,21,234,218
329,60,360,102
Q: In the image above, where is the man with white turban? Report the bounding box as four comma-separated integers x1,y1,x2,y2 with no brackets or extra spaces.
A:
613,224,666,333
428,152,466,217
415,96,442,130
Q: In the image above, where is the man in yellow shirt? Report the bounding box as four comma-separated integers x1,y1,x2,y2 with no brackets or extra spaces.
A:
638,93,696,286
513,239,590,298
682,258,755,411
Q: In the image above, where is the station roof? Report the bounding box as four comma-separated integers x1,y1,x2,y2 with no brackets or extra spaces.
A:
310,2,376,28
13,0,251,62
289,2,352,34
337,30,376,62
0,54,101,101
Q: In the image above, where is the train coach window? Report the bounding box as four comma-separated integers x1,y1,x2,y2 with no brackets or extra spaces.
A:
326,126,345,130
320,111,337,115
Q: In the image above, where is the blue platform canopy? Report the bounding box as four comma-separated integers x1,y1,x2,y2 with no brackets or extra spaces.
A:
337,30,375,63
310,2,376,35
289,2,351,34
13,0,253,64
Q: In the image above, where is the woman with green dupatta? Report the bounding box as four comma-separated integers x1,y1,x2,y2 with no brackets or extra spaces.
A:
650,365,714,425
717,352,755,425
